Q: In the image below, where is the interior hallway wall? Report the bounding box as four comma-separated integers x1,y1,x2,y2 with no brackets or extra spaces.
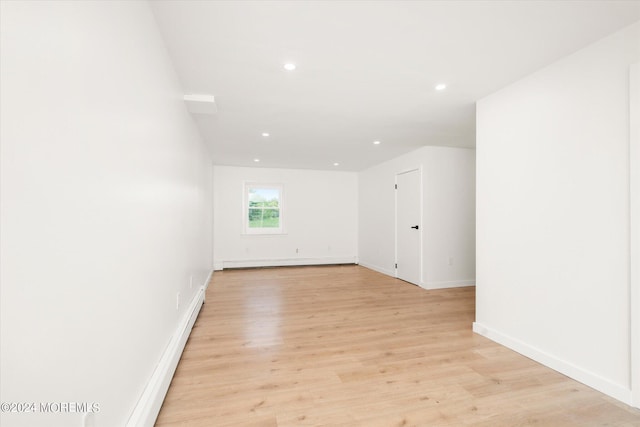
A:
358,146,476,289
475,22,640,405
213,165,358,269
0,2,213,426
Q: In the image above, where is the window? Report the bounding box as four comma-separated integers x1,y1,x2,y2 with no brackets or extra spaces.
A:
244,183,284,234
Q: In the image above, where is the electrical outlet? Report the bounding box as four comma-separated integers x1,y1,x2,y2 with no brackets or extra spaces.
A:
448,257,453,266
176,292,180,310
296,248,299,254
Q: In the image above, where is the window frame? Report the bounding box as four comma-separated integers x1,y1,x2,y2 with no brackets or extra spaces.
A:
243,182,285,235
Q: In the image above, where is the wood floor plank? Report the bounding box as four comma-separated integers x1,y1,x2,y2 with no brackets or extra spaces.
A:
155,265,640,426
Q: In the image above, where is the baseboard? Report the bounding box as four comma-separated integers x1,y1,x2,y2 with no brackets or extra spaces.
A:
125,282,207,427
357,261,396,277
424,279,475,290
472,322,633,405
203,269,213,292
220,256,357,269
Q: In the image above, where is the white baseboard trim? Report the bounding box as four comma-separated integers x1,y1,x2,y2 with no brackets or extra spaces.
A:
126,283,206,427
424,279,475,290
203,269,214,292
472,321,633,405
213,261,224,271
357,261,396,277
220,256,357,269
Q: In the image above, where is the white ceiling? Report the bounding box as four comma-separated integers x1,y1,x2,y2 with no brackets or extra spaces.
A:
151,0,640,171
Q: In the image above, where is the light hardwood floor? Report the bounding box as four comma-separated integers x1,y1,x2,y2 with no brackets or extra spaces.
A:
155,265,640,426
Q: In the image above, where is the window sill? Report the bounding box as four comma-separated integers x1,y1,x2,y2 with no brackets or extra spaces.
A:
242,232,288,237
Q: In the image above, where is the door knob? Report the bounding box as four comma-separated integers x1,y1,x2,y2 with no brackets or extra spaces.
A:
411,225,419,229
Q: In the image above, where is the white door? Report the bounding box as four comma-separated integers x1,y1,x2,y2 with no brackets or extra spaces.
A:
396,169,421,285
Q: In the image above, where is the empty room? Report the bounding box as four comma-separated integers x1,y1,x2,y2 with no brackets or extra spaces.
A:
1,1,639,426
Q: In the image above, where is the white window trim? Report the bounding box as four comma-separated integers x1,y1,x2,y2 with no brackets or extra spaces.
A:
243,182,285,235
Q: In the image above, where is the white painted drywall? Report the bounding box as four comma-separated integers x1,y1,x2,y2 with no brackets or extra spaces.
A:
358,146,476,288
630,61,640,407
213,166,357,268
0,2,213,426
475,22,640,405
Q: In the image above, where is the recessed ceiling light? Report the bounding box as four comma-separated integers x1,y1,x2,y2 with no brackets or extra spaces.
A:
262,132,269,137
333,162,339,167
373,140,381,145
435,83,447,91
284,63,296,71
254,158,260,162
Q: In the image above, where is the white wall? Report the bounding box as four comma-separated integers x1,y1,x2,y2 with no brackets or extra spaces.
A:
358,146,476,288
213,166,357,269
0,2,212,426
631,61,640,407
475,22,640,405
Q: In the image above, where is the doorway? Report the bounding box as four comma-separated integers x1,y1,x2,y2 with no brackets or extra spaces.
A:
395,168,422,285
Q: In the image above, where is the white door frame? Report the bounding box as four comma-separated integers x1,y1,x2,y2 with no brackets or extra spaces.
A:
630,62,639,408
394,167,423,286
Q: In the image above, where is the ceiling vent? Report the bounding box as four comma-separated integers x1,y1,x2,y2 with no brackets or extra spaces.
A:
183,94,217,115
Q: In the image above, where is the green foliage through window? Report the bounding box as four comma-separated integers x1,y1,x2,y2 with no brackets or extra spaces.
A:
248,187,281,229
